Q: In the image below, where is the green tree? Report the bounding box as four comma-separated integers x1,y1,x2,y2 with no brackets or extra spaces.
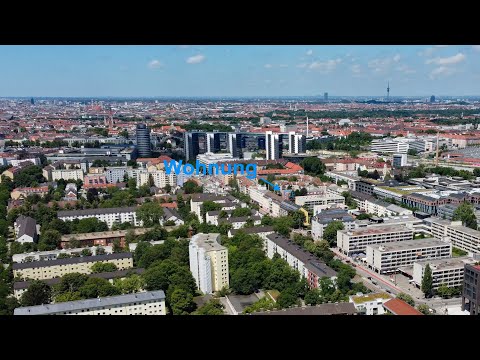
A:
452,202,478,230
55,291,83,303
21,281,52,306
38,229,62,251
323,221,344,246
417,304,431,315
114,274,145,294
183,180,202,194
277,286,300,308
170,288,196,315
194,299,224,315
79,277,121,298
55,273,89,294
90,262,118,273
396,292,415,306
304,288,323,305
136,201,164,227
300,157,326,176
421,264,433,298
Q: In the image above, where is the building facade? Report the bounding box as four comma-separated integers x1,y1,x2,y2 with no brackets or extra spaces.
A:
189,233,229,294
136,123,152,158
431,218,480,255
462,263,480,315
14,290,166,315
57,207,141,228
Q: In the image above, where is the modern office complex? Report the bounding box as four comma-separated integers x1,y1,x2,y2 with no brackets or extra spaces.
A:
206,132,221,153
228,133,243,158
462,263,480,315
294,193,345,212
431,218,480,254
288,132,306,154
265,131,280,160
136,123,152,157
392,153,408,168
12,253,134,281
370,138,409,154
337,225,414,256
57,207,140,228
184,132,201,162
14,290,166,315
412,257,475,291
189,233,229,294
365,238,452,274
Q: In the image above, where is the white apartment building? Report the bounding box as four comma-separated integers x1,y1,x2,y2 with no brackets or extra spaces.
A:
265,131,280,160
105,167,129,184
288,132,306,154
13,253,134,281
12,245,113,263
366,238,452,274
349,292,392,315
189,233,229,294
57,207,141,228
295,193,345,212
14,290,166,315
370,138,410,154
337,225,414,256
137,170,176,189
325,171,358,191
311,210,355,241
51,169,84,181
431,218,480,255
362,198,413,217
412,256,476,291
409,138,436,153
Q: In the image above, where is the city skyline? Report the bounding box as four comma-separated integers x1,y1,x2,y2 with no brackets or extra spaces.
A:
1,45,480,97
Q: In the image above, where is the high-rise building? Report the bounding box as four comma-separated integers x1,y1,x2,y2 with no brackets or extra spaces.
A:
324,92,328,102
189,233,229,294
462,263,480,315
288,132,306,154
228,133,243,158
206,132,221,153
30,98,34,105
392,153,408,168
136,124,152,158
184,132,201,162
265,131,280,160
430,95,436,103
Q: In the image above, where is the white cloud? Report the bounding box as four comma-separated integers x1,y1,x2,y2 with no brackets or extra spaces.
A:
186,54,206,64
368,55,400,73
148,60,163,69
472,45,480,51
418,47,435,57
308,58,342,73
306,49,313,56
426,52,465,65
429,66,457,79
396,64,416,74
297,63,308,68
350,64,361,74
264,64,273,69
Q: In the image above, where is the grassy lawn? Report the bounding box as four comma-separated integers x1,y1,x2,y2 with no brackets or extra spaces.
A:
452,247,468,257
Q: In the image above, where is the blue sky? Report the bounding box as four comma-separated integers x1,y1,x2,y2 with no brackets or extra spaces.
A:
0,45,479,97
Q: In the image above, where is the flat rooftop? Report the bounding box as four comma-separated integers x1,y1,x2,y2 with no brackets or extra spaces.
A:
61,228,151,242
190,233,225,251
367,238,449,252
432,218,480,237
350,292,392,305
341,225,413,237
250,302,357,315
14,290,165,315
414,256,475,271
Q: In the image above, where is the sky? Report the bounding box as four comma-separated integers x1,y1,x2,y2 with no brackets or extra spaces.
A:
0,45,479,97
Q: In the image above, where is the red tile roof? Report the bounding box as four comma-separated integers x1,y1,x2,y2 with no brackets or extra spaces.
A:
383,299,423,315
160,202,177,209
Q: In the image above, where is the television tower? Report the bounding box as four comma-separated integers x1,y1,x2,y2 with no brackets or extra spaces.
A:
387,81,390,102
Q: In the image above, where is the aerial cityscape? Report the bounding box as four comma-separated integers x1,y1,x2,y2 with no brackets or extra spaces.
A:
2,45,480,316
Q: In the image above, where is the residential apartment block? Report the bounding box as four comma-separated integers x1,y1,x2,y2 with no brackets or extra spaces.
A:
365,238,452,274
337,225,414,256
431,218,480,255
189,233,229,294
13,253,134,281
265,233,337,289
60,228,150,249
294,193,345,212
412,257,475,291
57,207,140,228
14,290,166,315
311,209,355,241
